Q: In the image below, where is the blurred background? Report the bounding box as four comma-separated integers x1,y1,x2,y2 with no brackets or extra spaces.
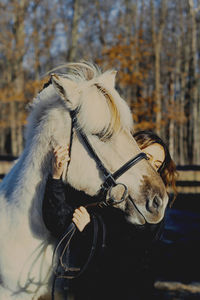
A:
0,0,200,298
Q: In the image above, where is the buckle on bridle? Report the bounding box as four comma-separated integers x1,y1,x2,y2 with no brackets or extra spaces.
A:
100,174,116,191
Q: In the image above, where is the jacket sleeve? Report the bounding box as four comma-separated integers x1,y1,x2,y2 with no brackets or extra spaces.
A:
42,175,74,238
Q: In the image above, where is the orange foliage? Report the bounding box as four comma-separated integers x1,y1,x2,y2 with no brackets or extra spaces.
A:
98,31,156,130
100,33,151,87
0,77,48,128
132,95,157,131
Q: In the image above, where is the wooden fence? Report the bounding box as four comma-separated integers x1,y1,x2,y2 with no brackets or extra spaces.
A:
176,165,200,194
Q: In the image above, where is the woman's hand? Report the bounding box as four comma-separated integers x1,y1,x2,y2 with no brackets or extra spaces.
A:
52,145,70,179
72,206,91,232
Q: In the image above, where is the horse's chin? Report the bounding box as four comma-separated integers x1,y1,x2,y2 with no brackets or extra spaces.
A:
122,196,147,225
125,212,146,225
125,206,165,225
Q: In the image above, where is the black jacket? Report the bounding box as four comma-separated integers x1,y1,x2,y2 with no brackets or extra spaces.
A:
42,176,165,300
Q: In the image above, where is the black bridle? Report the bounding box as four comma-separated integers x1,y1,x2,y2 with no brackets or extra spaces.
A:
68,109,148,206
51,108,148,298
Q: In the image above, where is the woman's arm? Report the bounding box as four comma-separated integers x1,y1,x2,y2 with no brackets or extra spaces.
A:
42,145,91,238
42,175,74,238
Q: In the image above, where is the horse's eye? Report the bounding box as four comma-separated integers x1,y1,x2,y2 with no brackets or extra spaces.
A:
92,130,113,142
95,132,104,139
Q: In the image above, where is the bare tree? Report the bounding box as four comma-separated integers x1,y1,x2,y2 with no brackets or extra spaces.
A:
151,0,167,136
67,0,81,61
178,1,189,165
188,0,200,164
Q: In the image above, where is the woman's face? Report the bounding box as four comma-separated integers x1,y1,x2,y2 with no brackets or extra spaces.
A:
142,143,165,172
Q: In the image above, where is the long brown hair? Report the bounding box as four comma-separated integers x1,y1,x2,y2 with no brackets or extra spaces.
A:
133,130,178,206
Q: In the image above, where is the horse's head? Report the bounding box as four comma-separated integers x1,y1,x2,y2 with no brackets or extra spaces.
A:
51,62,168,225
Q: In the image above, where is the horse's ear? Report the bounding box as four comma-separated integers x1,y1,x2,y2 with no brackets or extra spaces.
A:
99,70,117,88
51,74,78,106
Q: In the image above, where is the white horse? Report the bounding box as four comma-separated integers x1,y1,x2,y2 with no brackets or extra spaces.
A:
0,62,168,300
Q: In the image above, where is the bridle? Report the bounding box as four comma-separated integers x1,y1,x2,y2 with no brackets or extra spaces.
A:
51,108,148,297
67,109,148,207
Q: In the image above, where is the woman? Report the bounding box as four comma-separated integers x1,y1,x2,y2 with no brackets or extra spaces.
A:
133,130,178,206
42,130,177,300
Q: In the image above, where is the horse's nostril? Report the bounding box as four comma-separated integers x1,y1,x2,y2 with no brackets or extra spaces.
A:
152,196,162,209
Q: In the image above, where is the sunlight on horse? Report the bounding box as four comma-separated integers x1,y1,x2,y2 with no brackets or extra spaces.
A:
0,62,168,299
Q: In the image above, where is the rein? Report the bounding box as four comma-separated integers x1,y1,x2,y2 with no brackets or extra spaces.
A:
51,214,106,300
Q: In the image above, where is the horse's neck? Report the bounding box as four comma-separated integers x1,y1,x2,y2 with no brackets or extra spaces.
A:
0,144,51,211
0,86,70,213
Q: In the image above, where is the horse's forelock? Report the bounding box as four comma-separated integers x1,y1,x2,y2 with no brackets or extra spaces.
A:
46,61,101,83
94,83,121,140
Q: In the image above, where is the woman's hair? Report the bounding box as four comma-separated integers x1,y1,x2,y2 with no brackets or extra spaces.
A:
133,130,178,206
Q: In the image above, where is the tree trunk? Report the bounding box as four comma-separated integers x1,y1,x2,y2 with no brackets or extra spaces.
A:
151,0,166,135
32,2,41,80
95,0,106,47
12,0,28,92
175,37,181,165
179,2,189,165
10,101,18,156
67,0,81,62
169,72,175,160
16,102,24,155
188,0,200,164
0,103,5,154
124,0,138,107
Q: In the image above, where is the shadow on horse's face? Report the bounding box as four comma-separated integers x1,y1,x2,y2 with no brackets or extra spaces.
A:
122,171,168,225
51,63,168,225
